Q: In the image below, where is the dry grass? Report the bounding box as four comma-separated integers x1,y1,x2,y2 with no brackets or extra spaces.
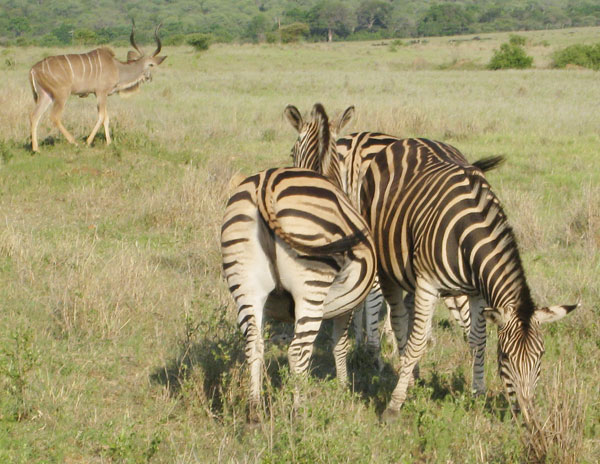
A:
0,27,599,463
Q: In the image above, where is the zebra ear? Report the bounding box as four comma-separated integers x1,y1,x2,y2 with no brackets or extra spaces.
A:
284,105,303,133
534,304,579,324
483,307,506,327
334,106,355,134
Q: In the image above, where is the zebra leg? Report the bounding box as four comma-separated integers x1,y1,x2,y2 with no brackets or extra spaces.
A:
364,285,384,371
443,295,471,338
468,296,487,396
352,301,365,347
383,279,437,420
288,303,324,376
331,312,352,384
240,307,266,423
380,300,398,357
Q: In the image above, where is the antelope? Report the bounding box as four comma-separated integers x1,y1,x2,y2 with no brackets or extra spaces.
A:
29,22,167,152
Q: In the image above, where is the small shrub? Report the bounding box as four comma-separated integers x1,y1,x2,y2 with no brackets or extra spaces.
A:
552,43,600,70
509,34,527,46
488,43,533,70
187,33,212,52
389,39,404,52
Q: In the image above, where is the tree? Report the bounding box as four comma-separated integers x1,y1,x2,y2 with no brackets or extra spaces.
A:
417,4,474,37
245,13,271,42
309,1,355,42
356,0,392,31
9,17,30,37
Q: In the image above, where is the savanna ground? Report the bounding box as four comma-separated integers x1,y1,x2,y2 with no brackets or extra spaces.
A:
0,27,599,463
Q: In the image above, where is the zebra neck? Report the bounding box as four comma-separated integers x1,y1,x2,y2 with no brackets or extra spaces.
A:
475,243,534,319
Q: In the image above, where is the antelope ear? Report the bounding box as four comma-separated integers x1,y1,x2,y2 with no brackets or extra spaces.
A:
334,105,355,134
534,304,579,324
284,105,303,132
127,51,140,62
483,307,507,327
155,55,167,65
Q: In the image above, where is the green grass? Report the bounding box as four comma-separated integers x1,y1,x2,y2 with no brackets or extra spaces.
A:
0,27,599,462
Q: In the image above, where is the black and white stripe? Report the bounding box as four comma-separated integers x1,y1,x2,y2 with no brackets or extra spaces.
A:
359,137,577,419
221,167,376,421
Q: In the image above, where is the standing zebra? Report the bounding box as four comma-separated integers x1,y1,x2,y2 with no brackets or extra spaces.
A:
288,104,577,421
284,104,495,380
360,137,577,421
221,167,376,422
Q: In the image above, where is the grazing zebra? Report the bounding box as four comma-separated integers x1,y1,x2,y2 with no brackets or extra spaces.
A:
359,138,577,421
336,131,502,350
285,104,494,379
221,167,376,422
287,104,576,421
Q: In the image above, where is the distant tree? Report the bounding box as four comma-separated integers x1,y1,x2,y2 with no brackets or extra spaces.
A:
356,0,392,31
245,13,271,42
280,22,310,43
417,4,474,37
73,28,97,46
309,0,355,42
9,17,31,37
53,24,74,45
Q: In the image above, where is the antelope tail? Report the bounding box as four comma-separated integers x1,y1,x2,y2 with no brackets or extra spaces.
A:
29,69,39,103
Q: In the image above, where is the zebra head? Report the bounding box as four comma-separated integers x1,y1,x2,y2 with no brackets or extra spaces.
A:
484,303,578,419
284,103,354,191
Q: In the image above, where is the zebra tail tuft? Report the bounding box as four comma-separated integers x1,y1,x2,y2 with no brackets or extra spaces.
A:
473,155,505,173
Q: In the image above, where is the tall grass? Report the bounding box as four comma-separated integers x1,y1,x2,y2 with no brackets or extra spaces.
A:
0,27,598,462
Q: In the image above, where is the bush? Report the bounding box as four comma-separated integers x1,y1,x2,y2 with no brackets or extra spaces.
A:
509,34,527,46
187,33,212,52
488,42,533,70
552,43,600,70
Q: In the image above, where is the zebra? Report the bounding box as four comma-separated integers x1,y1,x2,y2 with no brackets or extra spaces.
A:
221,166,376,422
288,104,577,421
284,104,494,379
359,137,577,421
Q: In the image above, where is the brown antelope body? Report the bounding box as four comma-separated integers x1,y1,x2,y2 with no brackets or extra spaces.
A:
29,23,166,152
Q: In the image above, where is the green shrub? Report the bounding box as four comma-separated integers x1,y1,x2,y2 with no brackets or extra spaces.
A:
488,42,533,70
509,34,527,46
552,43,600,70
187,33,212,52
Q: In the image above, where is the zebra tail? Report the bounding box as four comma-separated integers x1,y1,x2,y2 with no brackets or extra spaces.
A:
473,155,505,173
260,187,368,256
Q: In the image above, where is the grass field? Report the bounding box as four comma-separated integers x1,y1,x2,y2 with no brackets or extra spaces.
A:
0,27,599,463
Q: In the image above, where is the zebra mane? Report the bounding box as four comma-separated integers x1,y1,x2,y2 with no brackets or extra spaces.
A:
467,174,535,325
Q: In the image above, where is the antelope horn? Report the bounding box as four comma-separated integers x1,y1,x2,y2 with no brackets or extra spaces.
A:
130,19,144,57
152,23,163,57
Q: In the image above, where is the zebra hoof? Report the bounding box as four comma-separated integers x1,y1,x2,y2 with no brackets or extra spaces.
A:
380,407,401,424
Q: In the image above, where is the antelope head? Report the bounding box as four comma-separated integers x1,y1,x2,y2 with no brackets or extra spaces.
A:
123,20,167,86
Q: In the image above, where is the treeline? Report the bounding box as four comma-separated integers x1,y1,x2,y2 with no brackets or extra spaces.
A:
2,0,600,46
